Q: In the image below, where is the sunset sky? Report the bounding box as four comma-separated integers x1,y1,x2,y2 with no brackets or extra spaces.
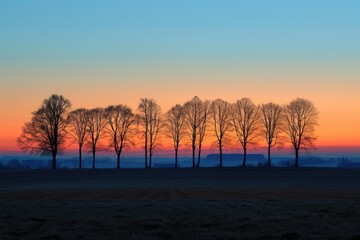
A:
0,1,359,154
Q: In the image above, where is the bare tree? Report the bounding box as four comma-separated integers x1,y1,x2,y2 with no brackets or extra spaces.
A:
17,94,71,169
164,104,186,168
86,108,106,169
68,108,89,169
183,96,202,168
283,98,319,167
148,101,162,168
137,98,162,168
104,105,135,168
197,100,210,167
210,99,232,167
137,99,149,168
260,103,283,167
231,98,260,167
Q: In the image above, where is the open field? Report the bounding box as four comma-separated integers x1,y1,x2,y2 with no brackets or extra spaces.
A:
0,168,360,239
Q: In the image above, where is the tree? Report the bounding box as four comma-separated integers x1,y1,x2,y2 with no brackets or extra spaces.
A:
197,100,210,167
260,103,283,167
86,108,106,169
210,99,232,167
137,98,162,168
164,104,186,168
148,101,162,168
231,98,260,167
137,99,149,168
183,96,202,168
283,98,319,167
104,105,135,168
68,108,89,169
17,94,71,169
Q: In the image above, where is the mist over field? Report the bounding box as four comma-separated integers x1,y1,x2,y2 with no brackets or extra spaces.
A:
1,154,360,169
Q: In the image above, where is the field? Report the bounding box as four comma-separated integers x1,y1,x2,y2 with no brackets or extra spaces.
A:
0,167,359,240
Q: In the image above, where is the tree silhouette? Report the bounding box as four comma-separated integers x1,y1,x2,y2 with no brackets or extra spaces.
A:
86,108,106,169
137,98,162,168
210,99,232,167
231,98,260,167
197,100,210,167
283,98,319,167
68,108,89,169
260,102,283,167
104,105,135,169
17,94,321,170
164,104,186,168
17,94,71,169
137,99,149,168
183,96,202,168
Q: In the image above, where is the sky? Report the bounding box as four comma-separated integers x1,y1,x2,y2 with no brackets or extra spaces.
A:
0,0,359,154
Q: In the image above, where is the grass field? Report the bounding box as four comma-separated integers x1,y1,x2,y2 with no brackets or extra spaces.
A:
0,168,359,240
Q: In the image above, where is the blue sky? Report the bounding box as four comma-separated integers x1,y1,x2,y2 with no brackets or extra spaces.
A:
1,0,359,68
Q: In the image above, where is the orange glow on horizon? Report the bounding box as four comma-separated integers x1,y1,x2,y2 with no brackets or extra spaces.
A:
1,75,359,154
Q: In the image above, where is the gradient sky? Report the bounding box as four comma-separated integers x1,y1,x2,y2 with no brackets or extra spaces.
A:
0,0,359,153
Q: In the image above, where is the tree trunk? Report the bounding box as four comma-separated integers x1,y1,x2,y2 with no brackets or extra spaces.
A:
117,153,120,169
144,144,148,168
192,143,195,168
52,152,56,169
92,148,96,169
175,148,178,168
267,145,271,167
242,147,247,167
79,145,82,169
197,144,202,167
219,141,223,168
295,148,299,167
149,147,152,168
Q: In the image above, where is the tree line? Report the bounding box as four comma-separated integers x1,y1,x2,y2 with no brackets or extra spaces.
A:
17,95,319,169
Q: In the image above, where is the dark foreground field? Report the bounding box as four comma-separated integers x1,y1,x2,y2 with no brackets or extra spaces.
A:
0,168,359,240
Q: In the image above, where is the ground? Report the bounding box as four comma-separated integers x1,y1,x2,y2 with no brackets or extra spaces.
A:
0,167,359,240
